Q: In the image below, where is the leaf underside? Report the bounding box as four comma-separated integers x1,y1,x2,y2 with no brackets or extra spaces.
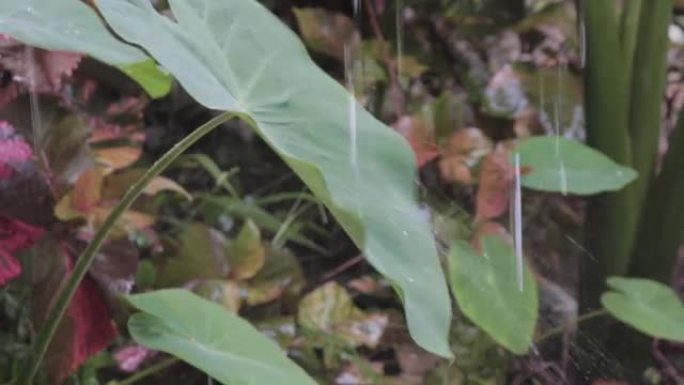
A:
127,289,318,385
95,0,452,357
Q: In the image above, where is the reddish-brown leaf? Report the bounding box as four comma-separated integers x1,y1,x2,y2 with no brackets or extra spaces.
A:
71,166,104,213
394,116,439,167
33,244,117,384
1,48,82,94
475,146,513,221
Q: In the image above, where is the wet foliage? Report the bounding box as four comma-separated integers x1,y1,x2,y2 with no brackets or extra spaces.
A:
1,0,684,384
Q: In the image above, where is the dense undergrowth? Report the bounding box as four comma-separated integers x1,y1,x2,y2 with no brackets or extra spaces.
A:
1,0,684,384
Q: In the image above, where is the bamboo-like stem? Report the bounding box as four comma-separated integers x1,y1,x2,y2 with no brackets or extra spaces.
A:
631,107,684,281
15,112,235,385
580,0,635,313
627,0,672,214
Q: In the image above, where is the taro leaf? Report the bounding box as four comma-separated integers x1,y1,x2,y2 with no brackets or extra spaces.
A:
126,289,318,385
228,220,265,280
158,223,229,287
96,0,452,357
297,282,388,349
0,0,171,97
447,236,538,354
512,136,637,195
601,277,684,342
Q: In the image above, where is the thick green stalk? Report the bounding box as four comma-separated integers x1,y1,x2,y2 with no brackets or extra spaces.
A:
580,0,635,311
15,112,235,385
580,1,673,374
620,0,643,72
627,0,673,215
631,108,684,281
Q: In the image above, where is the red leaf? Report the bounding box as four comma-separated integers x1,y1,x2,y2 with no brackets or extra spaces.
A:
0,248,20,286
32,243,117,383
0,215,43,285
52,253,118,383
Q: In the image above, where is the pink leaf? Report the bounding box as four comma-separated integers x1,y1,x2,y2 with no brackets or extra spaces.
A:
0,215,43,285
1,48,82,94
114,344,155,373
0,120,33,179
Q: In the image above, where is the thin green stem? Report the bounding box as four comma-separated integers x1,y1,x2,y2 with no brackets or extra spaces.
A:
15,112,235,385
109,357,179,385
535,308,609,343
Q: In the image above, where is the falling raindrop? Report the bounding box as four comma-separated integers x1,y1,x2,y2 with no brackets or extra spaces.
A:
513,153,524,292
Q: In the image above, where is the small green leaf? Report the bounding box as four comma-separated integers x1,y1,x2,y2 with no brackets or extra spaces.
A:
298,282,388,348
120,60,173,98
126,289,317,385
602,277,684,342
228,220,265,280
246,246,304,306
513,136,637,195
96,0,452,357
0,0,170,97
447,236,538,354
158,223,229,287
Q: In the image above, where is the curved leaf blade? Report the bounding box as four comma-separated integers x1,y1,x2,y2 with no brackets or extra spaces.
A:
513,136,637,195
0,0,171,97
96,0,453,357
126,289,317,385
447,237,538,354
602,277,684,342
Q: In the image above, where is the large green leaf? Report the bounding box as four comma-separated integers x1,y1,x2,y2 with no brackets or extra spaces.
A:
127,289,317,385
513,136,637,195
447,236,538,354
0,0,171,97
601,277,684,342
96,0,452,357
